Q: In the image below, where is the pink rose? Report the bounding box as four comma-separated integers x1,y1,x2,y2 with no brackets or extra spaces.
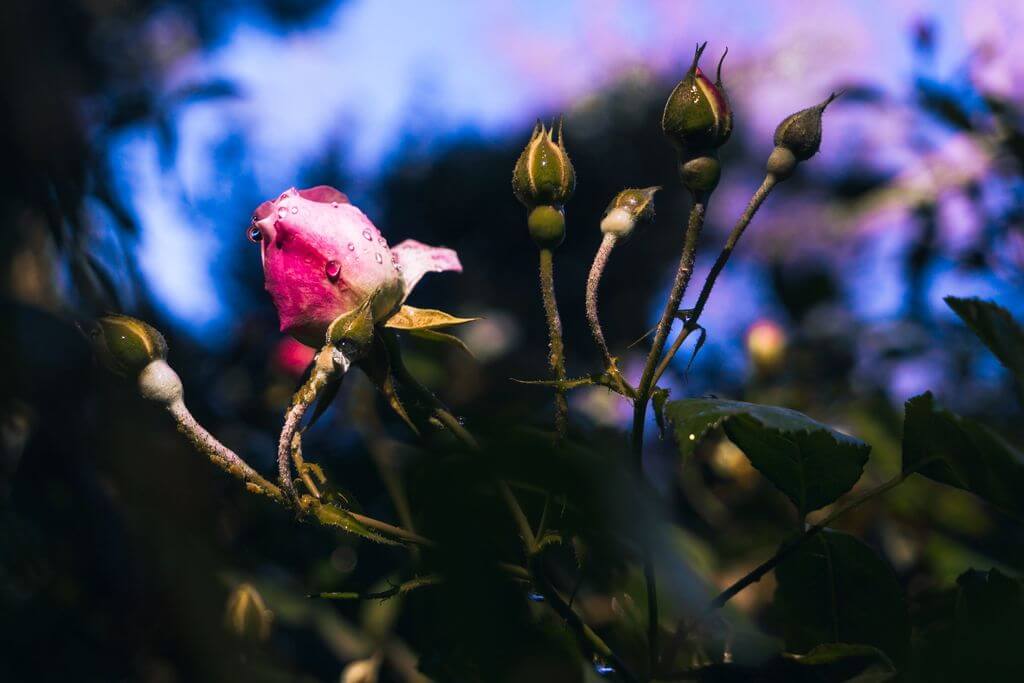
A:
249,186,462,346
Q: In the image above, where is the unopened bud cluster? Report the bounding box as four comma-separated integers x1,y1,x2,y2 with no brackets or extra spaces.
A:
512,119,575,248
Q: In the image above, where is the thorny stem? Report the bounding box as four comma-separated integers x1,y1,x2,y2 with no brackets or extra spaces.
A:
539,247,569,440
384,333,537,553
278,345,351,505
530,557,640,683
661,468,920,672
586,233,628,392
651,175,778,387
166,396,431,547
383,332,633,677
631,197,707,466
630,196,707,679
354,389,422,557
168,400,286,504
278,404,306,503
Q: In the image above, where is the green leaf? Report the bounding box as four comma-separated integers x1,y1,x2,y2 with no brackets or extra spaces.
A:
774,530,910,667
784,644,897,682
309,502,399,545
679,644,896,682
666,399,869,515
945,296,1024,386
326,295,375,348
384,305,479,330
652,387,670,439
949,568,1024,682
902,392,1024,519
408,328,475,356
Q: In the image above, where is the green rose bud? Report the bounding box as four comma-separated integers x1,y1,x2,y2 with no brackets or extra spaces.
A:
768,92,839,179
86,314,168,378
600,186,660,237
512,118,575,208
224,582,274,642
661,43,733,155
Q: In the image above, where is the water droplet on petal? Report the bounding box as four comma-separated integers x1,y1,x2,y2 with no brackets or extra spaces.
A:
527,592,545,602
375,252,383,263
347,242,356,251
362,230,373,241
277,206,288,219
331,202,339,208
247,226,262,243
290,206,298,214
325,260,341,281
394,264,402,272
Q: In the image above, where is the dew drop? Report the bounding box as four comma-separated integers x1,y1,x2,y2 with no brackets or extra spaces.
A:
331,201,339,208
277,206,288,219
325,260,341,281
527,592,545,602
290,206,298,214
375,252,383,263
347,242,355,251
362,230,373,241
394,264,402,272
592,657,615,676
247,226,262,243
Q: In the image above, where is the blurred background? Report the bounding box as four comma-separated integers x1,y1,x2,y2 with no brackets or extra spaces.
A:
2,0,1024,681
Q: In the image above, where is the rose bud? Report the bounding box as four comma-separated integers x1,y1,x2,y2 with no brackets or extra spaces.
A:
767,92,840,180
746,319,787,374
249,186,461,347
85,314,168,378
224,582,273,642
512,118,575,209
661,43,733,155
600,186,660,237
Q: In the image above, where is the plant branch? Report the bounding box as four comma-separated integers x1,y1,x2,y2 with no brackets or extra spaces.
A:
651,175,777,387
586,233,629,393
530,557,640,683
167,399,286,504
631,197,707,465
384,332,537,553
539,247,569,440
661,468,918,672
166,395,430,547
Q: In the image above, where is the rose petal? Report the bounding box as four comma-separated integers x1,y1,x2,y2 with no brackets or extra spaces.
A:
391,239,463,301
253,199,275,221
298,185,350,204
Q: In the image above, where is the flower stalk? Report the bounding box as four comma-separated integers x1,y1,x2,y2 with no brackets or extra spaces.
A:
539,247,569,441
631,197,708,464
650,174,778,386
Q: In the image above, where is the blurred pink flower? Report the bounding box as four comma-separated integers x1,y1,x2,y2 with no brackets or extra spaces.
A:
272,337,316,378
250,186,461,346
